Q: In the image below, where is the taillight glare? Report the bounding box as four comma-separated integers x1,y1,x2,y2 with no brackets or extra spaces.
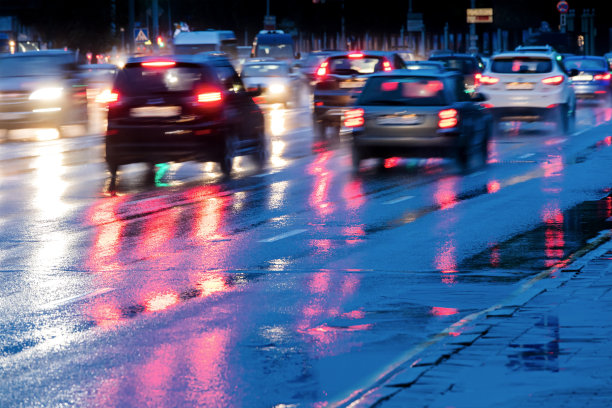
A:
438,108,458,129
541,75,564,85
480,75,499,85
344,108,364,128
316,61,329,78
594,73,611,81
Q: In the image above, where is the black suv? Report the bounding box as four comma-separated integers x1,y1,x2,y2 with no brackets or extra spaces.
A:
428,53,485,93
312,51,406,140
105,54,265,189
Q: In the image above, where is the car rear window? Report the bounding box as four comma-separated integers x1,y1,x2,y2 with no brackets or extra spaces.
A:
491,57,553,74
359,76,448,106
328,56,388,75
241,63,289,77
114,64,212,95
564,58,607,71
429,57,476,74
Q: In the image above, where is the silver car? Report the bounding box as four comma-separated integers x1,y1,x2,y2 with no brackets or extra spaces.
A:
346,70,492,171
240,59,300,107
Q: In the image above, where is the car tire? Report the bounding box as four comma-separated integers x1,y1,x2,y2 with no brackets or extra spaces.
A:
220,131,237,176
480,121,492,166
107,161,119,192
313,120,326,141
351,145,364,172
253,130,267,171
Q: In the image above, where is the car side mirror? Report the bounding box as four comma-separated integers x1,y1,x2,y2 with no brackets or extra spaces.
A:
472,93,488,102
568,68,580,77
247,85,262,97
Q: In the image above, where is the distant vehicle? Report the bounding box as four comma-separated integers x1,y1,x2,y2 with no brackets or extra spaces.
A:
312,51,407,140
478,51,577,134
235,45,252,73
241,59,301,107
404,61,447,73
251,30,297,62
173,30,238,61
604,52,612,71
428,53,485,93
564,56,611,102
346,70,491,171
390,48,415,62
0,50,88,136
103,54,266,189
295,50,335,86
79,63,119,104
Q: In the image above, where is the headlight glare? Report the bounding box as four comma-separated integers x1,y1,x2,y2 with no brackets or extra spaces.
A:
29,87,63,100
269,84,286,94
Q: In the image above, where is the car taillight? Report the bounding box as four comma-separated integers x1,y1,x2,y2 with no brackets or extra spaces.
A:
196,88,223,105
479,75,499,85
344,108,364,127
96,89,120,104
541,75,564,85
141,61,176,68
348,52,364,59
438,108,458,129
474,73,482,85
316,61,329,78
382,59,392,72
594,73,611,81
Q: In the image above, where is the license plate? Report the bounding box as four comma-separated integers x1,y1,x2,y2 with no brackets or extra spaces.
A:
131,106,181,118
339,81,364,89
506,82,534,90
377,114,421,125
0,111,27,120
572,74,593,81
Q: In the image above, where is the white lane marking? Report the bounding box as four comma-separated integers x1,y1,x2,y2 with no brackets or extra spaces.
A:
259,228,307,243
42,287,115,309
571,128,590,137
383,195,415,205
467,170,485,178
518,153,535,159
255,171,275,178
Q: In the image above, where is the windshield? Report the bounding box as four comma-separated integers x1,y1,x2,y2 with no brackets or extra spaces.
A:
174,44,216,55
359,76,448,106
303,54,329,68
242,63,289,77
564,58,607,71
115,66,209,96
429,57,477,74
491,57,553,74
255,44,294,59
0,54,72,77
328,56,388,75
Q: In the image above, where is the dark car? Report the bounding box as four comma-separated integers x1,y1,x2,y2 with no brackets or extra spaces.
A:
428,53,485,93
0,50,88,135
312,51,406,140
104,53,265,190
346,70,492,171
296,50,335,87
564,56,611,102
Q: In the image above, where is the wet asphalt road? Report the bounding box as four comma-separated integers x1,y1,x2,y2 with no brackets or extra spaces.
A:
1,100,612,407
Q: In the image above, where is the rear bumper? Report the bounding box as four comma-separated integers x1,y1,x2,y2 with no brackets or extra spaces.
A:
313,106,349,125
488,106,556,122
352,130,461,158
571,83,610,98
105,122,225,165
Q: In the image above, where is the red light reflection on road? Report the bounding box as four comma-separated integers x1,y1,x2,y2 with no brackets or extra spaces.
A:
490,244,500,268
433,178,458,210
196,272,229,297
309,152,336,219
542,204,565,267
89,302,122,328
430,306,459,316
136,344,176,406
308,272,331,294
188,186,229,243
541,155,564,179
342,179,365,211
86,196,127,274
435,240,457,285
487,180,500,194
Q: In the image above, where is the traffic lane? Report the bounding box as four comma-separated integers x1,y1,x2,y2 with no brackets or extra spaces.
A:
3,107,612,404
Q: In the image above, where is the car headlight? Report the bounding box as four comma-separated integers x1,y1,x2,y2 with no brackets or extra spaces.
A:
269,84,286,94
29,87,63,100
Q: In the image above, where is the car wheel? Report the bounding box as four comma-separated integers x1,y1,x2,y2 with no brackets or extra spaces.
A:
253,130,267,171
313,120,326,141
480,122,492,166
220,131,237,176
351,145,363,172
107,162,119,192
144,163,157,185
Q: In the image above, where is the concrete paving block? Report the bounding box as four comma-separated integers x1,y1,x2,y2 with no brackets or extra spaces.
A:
504,288,546,307
385,365,429,387
448,333,483,346
486,306,518,317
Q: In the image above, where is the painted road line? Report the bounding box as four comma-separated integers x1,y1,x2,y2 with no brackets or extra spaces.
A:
42,287,115,309
518,153,535,159
259,228,307,243
383,196,415,205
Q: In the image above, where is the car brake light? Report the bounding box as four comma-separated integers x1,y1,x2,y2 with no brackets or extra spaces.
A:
594,73,611,81
316,61,329,78
541,75,564,85
196,87,223,105
474,73,482,85
348,53,364,59
96,89,119,104
141,61,176,68
438,108,458,128
479,75,499,85
382,59,392,72
344,108,364,127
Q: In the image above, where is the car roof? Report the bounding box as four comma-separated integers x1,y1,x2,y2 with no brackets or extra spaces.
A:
368,69,461,78
125,53,229,65
243,58,289,66
325,50,399,58
492,52,554,59
429,53,477,59
564,55,606,61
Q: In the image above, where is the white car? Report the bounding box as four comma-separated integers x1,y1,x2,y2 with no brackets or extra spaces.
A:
478,51,576,134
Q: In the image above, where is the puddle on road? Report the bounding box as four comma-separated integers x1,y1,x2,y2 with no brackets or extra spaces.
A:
459,192,612,277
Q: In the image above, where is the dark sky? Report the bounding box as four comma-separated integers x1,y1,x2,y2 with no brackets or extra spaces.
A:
3,0,611,51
